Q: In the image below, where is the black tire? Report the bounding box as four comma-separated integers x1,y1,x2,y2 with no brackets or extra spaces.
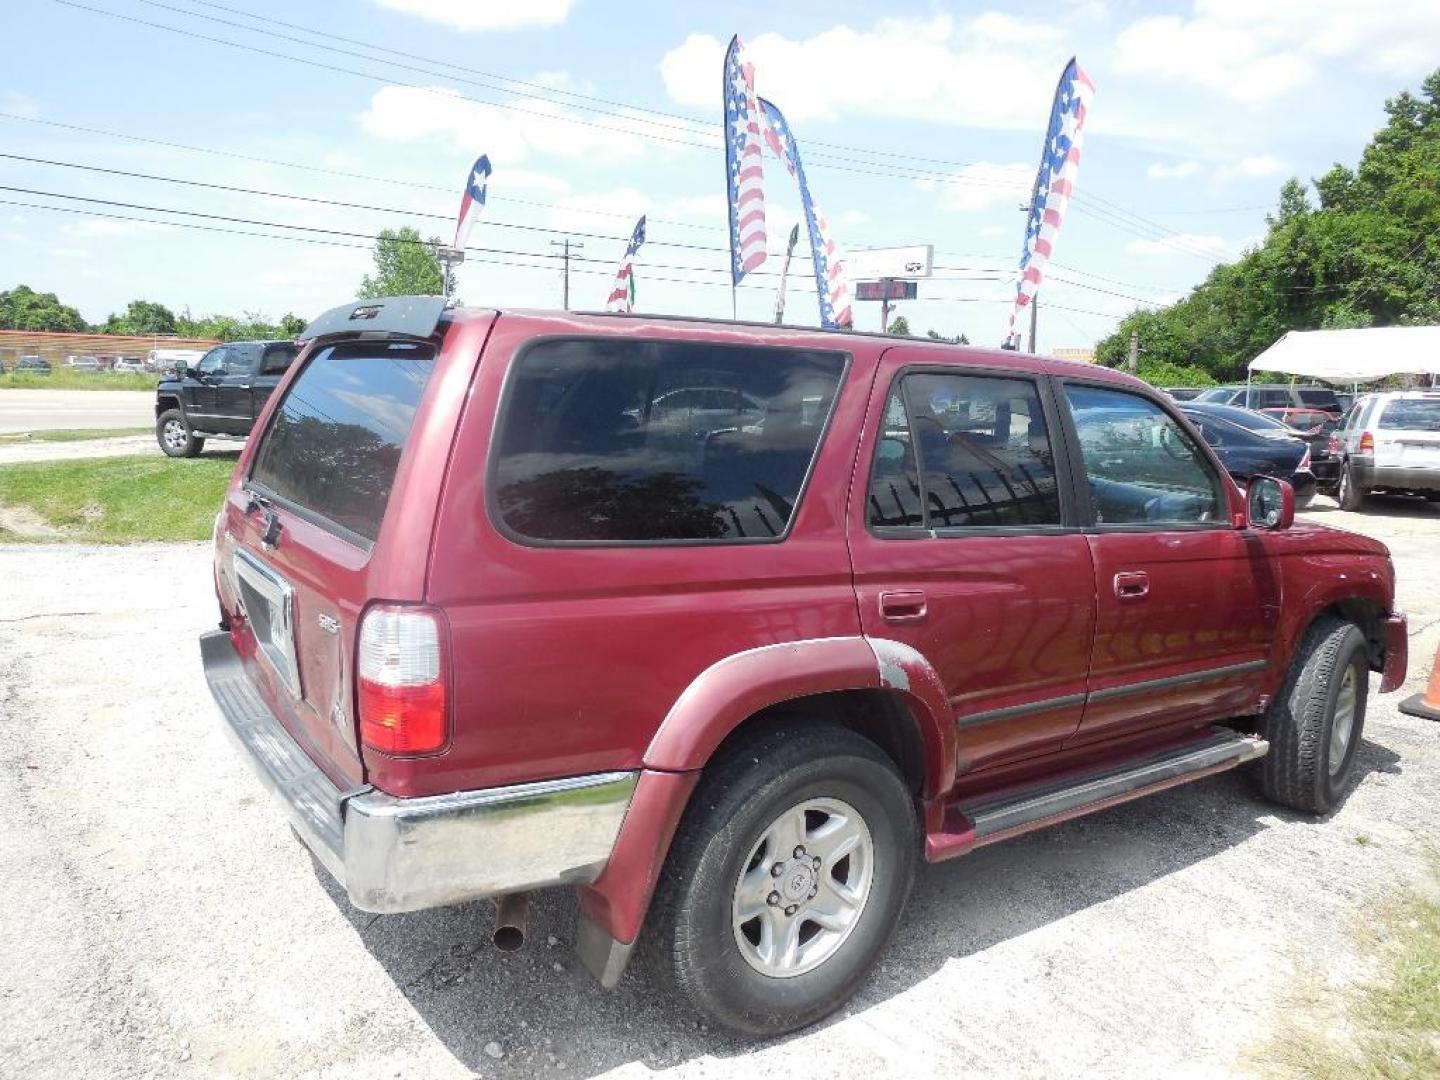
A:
648,721,917,1036
1336,462,1366,511
156,408,203,458
1255,616,1369,815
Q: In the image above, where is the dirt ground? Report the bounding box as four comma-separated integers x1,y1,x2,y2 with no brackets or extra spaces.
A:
3,497,1439,1079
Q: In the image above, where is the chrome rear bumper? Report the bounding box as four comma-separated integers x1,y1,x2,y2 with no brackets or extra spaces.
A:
200,630,638,913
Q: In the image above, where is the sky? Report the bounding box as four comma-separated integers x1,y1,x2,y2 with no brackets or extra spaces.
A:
2,0,1438,350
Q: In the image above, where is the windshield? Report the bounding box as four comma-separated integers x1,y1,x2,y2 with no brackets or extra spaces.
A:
1380,399,1440,432
1193,387,1234,403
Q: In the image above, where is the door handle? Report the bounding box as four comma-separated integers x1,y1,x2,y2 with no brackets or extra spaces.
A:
1113,571,1150,599
879,590,927,623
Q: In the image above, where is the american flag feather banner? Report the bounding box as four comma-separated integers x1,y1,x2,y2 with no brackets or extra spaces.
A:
1008,59,1094,344
758,97,853,330
605,214,646,313
453,153,491,249
724,35,767,284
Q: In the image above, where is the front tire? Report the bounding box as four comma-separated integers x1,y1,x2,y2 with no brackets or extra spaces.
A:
1255,616,1369,815
1337,462,1366,511
156,409,203,458
649,722,917,1036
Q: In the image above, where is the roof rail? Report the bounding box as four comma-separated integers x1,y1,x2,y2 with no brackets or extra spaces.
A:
300,295,450,342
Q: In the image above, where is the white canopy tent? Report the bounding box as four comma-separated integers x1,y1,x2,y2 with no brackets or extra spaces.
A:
1247,325,1440,383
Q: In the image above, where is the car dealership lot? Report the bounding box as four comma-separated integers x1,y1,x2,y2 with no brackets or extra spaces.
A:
2,499,1439,1078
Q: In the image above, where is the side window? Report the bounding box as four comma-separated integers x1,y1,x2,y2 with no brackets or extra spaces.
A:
223,345,257,375
866,372,1061,530
1261,389,1290,409
1064,385,1224,526
260,344,299,375
197,347,228,376
491,339,845,543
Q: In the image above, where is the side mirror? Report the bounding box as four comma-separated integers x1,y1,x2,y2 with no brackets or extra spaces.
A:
1246,475,1295,530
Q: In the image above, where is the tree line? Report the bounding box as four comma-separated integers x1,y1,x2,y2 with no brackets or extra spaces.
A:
1097,69,1440,386
0,284,306,341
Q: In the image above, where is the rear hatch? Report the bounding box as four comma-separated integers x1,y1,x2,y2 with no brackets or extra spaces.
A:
1374,397,1440,469
214,305,475,789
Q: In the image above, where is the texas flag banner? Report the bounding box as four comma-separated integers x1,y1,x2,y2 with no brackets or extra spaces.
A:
758,97,853,330
1008,59,1094,345
453,153,492,249
724,36,767,284
605,214,647,313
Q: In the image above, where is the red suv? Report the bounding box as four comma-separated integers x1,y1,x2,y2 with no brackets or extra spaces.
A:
204,297,1407,1035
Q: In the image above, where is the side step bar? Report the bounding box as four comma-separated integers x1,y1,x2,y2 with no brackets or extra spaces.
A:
929,729,1268,860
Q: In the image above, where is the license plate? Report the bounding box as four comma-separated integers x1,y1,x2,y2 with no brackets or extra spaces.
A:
234,548,303,696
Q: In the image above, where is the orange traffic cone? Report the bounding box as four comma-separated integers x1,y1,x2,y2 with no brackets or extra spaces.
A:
1400,638,1440,721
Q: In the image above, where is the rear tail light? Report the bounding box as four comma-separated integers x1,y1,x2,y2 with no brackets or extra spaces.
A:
1358,431,1375,454
357,605,448,755
1297,445,1312,473
1326,435,1342,455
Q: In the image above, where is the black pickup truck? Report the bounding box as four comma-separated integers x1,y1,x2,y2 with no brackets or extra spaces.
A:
154,340,299,457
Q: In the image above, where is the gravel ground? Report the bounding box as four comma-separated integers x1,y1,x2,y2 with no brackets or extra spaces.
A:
3,497,1439,1079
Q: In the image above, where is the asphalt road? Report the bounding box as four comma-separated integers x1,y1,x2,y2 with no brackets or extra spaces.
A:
3,497,1439,1078
0,389,154,434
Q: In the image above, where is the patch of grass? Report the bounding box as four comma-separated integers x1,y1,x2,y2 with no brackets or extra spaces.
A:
0,370,159,391
0,455,233,542
1254,855,1440,1079
0,427,151,443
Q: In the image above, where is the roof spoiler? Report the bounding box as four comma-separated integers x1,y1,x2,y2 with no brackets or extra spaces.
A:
300,295,450,343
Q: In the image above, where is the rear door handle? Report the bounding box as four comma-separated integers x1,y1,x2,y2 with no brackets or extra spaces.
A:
879,590,927,623
1113,571,1150,600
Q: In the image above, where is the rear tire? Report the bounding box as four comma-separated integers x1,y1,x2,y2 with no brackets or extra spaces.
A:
648,721,917,1036
1337,462,1366,511
157,409,203,458
1255,616,1369,815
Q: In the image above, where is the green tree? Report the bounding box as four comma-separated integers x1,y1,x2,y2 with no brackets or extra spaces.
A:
102,299,178,336
1096,68,1440,381
925,329,971,344
358,227,443,298
0,284,87,331
886,315,912,336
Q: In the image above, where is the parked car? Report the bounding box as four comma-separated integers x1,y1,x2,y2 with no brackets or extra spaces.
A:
111,357,148,375
1194,383,1343,416
153,340,300,456
1160,386,1206,401
63,354,104,373
12,355,52,375
203,297,1406,1036
1180,402,1317,507
1332,391,1440,510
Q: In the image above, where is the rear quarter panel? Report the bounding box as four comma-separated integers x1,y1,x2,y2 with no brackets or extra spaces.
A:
412,314,878,799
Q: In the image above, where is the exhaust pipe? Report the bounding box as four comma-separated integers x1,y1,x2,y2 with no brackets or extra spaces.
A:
492,893,528,951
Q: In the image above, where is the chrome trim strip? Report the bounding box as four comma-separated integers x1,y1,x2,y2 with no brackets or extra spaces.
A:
957,692,1087,729
232,547,302,696
1086,659,1268,703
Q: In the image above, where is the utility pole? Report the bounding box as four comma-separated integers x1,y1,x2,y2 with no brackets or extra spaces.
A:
549,238,584,310
1128,330,1139,374
880,277,894,333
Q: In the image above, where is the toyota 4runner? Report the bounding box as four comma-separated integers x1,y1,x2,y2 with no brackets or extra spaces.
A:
203,297,1407,1035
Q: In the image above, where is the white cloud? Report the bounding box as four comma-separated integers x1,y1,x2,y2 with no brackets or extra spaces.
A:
661,16,1070,130
375,0,573,32
979,225,1007,237
1125,233,1229,257
1147,160,1200,180
1216,153,1287,181
922,162,1034,214
0,90,40,119
1114,1,1440,104
63,219,171,238
841,209,871,225
359,85,646,163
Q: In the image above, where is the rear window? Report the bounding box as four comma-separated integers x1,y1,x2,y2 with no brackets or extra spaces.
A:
1297,388,1338,408
491,338,846,543
249,340,436,545
1380,399,1440,431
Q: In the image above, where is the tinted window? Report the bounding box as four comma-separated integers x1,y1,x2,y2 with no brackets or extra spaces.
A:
866,385,923,528
1380,399,1440,431
260,343,299,375
1297,388,1338,408
250,340,436,545
492,339,845,543
868,372,1060,530
1066,385,1224,525
198,347,227,375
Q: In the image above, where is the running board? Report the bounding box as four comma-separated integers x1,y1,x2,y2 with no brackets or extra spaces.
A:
927,729,1268,860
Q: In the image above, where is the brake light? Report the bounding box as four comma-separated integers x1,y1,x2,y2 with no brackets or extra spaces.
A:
1297,445,1312,473
1358,431,1375,454
357,605,448,755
